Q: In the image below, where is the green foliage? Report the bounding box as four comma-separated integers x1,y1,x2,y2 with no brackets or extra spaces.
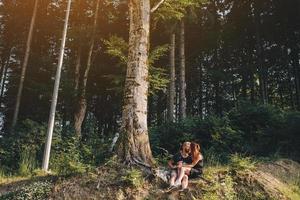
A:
153,0,200,22
150,104,300,160
229,154,256,171
103,35,128,64
121,168,144,188
0,180,52,200
50,136,89,175
201,166,236,200
18,149,37,176
104,35,169,94
223,175,237,200
0,119,94,176
0,119,48,172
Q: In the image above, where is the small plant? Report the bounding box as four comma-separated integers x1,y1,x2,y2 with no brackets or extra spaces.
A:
50,136,88,175
0,180,52,200
32,169,48,177
121,168,144,188
229,153,256,171
223,175,237,200
18,149,36,176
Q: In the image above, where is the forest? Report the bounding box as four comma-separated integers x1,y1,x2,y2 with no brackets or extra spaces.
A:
0,0,299,199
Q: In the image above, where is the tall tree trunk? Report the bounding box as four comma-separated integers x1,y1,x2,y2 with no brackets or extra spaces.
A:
156,91,165,125
179,20,187,120
74,47,81,92
215,80,222,115
198,61,203,118
249,68,255,103
11,0,39,132
241,70,248,99
0,48,12,92
117,0,154,166
285,47,295,109
253,1,267,104
291,46,300,110
0,59,10,100
0,48,12,104
42,0,72,171
74,0,100,137
167,33,176,122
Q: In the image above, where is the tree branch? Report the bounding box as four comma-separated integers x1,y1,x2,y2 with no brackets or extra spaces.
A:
151,0,166,13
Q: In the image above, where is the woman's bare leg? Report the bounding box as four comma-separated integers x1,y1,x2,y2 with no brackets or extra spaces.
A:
175,167,189,185
169,170,177,186
181,175,189,189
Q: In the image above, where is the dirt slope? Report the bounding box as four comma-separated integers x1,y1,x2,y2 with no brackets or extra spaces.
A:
1,159,300,200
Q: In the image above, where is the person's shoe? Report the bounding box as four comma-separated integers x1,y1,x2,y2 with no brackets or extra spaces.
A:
165,185,177,192
174,180,181,187
178,188,189,193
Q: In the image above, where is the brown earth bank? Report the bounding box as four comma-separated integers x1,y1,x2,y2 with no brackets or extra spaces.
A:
0,158,299,200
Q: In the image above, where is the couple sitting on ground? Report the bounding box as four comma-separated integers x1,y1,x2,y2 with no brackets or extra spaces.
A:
167,141,203,191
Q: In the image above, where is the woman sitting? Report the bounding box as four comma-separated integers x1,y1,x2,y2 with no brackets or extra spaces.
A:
167,142,192,189
168,142,203,191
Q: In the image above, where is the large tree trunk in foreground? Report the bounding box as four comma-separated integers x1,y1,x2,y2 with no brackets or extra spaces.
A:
167,33,176,122
179,20,187,120
74,0,100,137
118,0,154,166
11,0,39,132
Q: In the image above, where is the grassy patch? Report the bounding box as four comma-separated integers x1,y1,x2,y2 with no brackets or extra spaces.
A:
278,183,300,200
229,154,256,171
121,168,144,188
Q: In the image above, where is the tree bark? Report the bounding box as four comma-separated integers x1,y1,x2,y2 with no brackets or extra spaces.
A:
249,68,255,103
167,33,176,122
291,46,300,110
0,48,12,92
117,0,154,166
198,61,203,118
74,0,100,137
11,0,39,132
0,48,12,103
179,20,187,120
42,0,72,171
253,1,267,104
74,47,81,92
0,58,10,100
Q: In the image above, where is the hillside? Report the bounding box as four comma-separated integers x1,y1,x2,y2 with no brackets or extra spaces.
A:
1,158,299,200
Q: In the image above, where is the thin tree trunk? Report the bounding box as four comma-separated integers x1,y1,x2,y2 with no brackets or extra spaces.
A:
0,48,12,103
11,0,39,132
74,0,100,137
292,46,300,110
117,0,154,166
285,47,295,109
253,2,267,104
167,33,176,122
179,20,187,120
198,61,203,118
215,80,222,115
0,59,10,100
42,0,72,171
250,68,255,103
74,47,81,92
241,70,248,99
0,48,12,92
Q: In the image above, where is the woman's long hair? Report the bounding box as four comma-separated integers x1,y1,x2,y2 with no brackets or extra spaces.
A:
190,142,201,162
